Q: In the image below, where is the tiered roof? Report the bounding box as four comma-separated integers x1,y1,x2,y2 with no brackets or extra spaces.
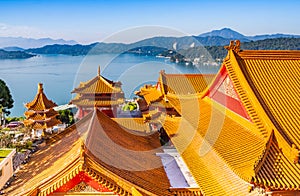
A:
23,83,61,129
25,83,57,111
4,108,201,195
135,71,216,118
71,94,124,107
70,67,124,107
135,84,162,105
136,71,215,104
161,41,300,195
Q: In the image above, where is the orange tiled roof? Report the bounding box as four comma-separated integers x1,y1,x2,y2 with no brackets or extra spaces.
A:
162,97,265,195
135,84,163,105
24,108,59,119
165,93,202,115
5,108,174,196
71,68,123,94
230,49,300,147
71,97,124,107
84,109,172,195
162,42,300,193
218,42,300,148
4,125,83,195
253,131,300,190
218,42,300,191
23,117,61,129
159,70,216,95
25,83,57,111
112,118,151,133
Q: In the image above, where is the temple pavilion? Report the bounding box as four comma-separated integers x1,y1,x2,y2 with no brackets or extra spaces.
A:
70,66,124,119
135,70,215,119
24,83,61,137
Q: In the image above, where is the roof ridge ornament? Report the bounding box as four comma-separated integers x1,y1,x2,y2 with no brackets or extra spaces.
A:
224,40,241,52
98,65,101,76
160,70,166,75
38,83,43,93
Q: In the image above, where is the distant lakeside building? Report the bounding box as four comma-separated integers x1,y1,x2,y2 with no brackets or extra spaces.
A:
2,40,300,195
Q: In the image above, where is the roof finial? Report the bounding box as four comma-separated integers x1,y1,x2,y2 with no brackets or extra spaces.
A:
98,65,101,76
224,40,241,52
235,40,241,51
38,83,43,93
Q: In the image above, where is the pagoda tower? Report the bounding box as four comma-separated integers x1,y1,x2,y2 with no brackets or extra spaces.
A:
70,66,124,118
24,83,61,137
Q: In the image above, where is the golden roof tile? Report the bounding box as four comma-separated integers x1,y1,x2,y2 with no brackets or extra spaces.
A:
24,108,59,119
5,108,172,196
218,42,300,149
162,96,266,195
23,117,61,129
159,70,216,95
112,118,151,133
25,83,58,111
84,109,171,195
4,128,82,195
135,84,163,105
253,131,300,190
71,98,124,107
233,50,300,148
163,42,300,193
71,69,123,94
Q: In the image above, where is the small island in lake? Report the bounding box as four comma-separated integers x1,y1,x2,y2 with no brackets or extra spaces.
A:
0,49,36,59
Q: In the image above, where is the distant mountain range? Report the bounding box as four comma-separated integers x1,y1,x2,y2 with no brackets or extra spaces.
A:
198,27,300,41
0,37,77,49
26,28,300,55
2,46,25,51
1,28,300,59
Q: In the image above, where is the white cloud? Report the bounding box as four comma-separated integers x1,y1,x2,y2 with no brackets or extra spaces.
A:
0,23,48,38
0,23,89,43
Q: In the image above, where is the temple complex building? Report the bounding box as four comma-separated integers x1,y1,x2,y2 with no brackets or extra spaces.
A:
136,70,215,119
23,83,61,137
161,40,300,195
70,66,124,119
4,108,200,195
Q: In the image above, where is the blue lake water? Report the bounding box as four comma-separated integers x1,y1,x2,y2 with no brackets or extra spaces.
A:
0,54,220,116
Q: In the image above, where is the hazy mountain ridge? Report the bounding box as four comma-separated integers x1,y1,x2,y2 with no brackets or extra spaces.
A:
199,28,300,41
0,37,77,49
2,46,25,51
2,28,300,59
26,28,300,55
199,28,248,40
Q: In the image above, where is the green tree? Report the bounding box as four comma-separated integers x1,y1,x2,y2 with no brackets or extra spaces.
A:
0,79,14,126
58,109,75,126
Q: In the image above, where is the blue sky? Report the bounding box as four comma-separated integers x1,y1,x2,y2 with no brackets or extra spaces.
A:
0,0,299,43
